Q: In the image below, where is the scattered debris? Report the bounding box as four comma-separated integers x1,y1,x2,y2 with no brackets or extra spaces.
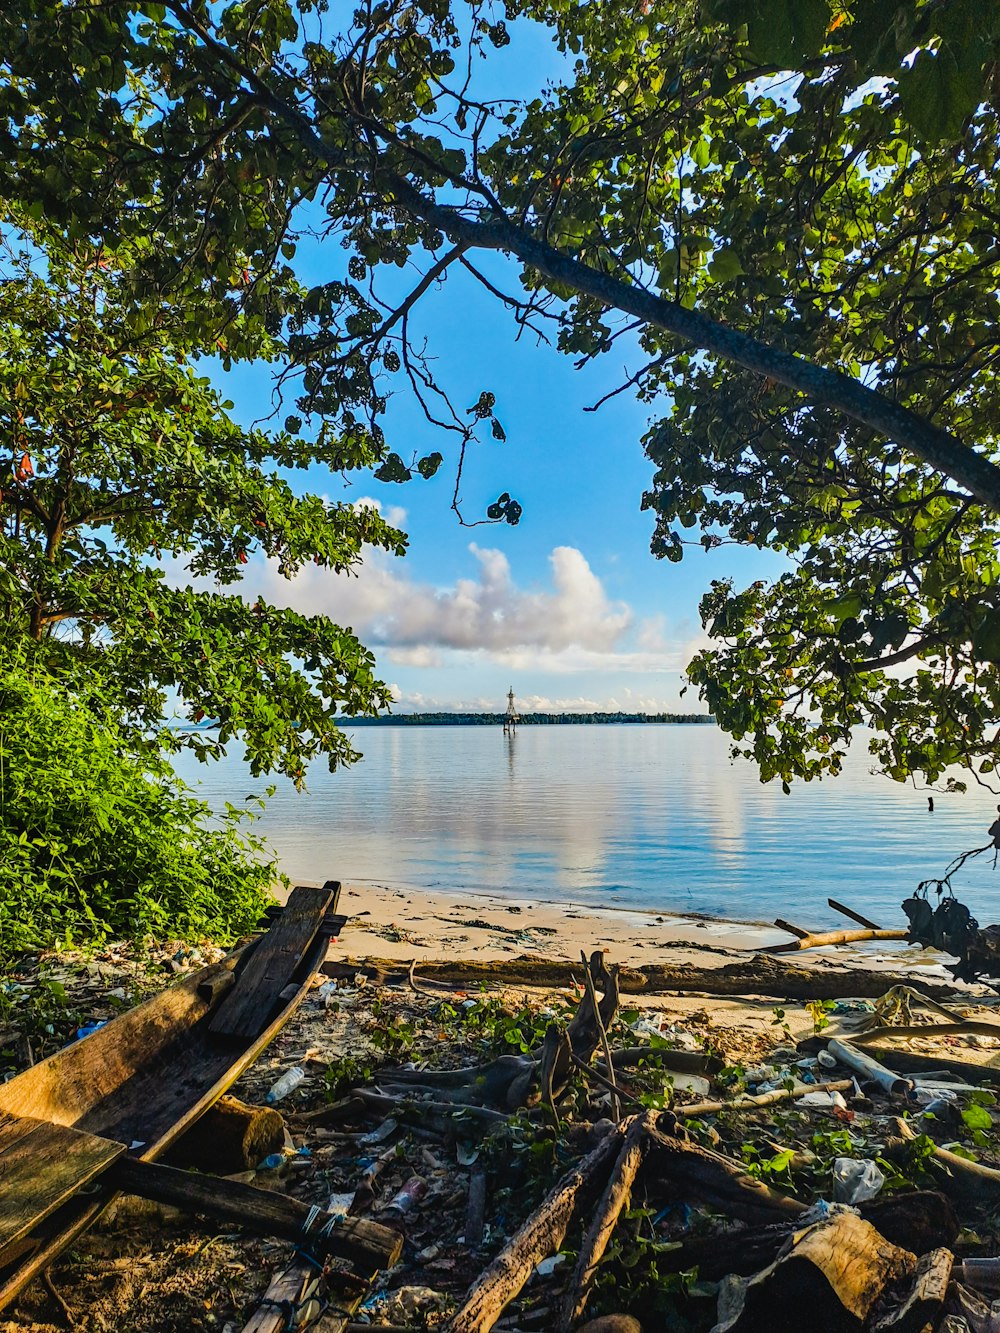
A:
8,891,1000,1331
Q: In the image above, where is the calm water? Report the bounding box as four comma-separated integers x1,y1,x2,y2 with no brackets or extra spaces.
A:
171,724,1000,931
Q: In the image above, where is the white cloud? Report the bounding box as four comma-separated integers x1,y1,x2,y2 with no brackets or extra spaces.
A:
163,534,699,682
252,541,633,655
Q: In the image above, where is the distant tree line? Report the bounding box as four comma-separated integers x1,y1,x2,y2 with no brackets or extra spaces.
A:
338,712,714,726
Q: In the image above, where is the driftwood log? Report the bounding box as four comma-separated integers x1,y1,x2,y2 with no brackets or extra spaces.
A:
713,1211,915,1333
644,1113,806,1223
558,1112,655,1330
446,1112,809,1333
105,1157,402,1271
657,1191,958,1282
325,953,963,1000
872,1247,953,1332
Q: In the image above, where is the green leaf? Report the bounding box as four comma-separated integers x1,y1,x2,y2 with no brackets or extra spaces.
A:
417,451,443,479
962,1102,993,1131
373,452,411,483
973,609,1000,663
897,44,984,142
705,0,831,64
707,247,744,283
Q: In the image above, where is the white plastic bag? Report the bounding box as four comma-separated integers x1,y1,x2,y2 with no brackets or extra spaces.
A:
832,1157,885,1204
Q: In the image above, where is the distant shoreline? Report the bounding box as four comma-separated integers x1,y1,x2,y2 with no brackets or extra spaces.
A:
335,712,715,726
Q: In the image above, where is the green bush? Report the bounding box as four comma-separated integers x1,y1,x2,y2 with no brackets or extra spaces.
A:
0,667,278,961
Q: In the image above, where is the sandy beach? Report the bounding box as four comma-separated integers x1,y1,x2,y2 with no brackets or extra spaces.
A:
314,879,957,981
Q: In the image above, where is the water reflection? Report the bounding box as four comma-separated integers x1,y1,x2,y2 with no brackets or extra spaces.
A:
504,728,516,779
171,725,1000,928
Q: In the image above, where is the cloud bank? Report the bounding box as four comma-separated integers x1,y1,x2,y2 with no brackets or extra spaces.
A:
253,539,640,656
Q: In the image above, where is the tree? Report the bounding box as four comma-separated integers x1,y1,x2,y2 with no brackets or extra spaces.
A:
0,656,276,960
2,0,1000,787
0,224,405,783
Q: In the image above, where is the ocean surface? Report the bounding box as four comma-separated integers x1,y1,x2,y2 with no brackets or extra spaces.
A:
170,723,1000,931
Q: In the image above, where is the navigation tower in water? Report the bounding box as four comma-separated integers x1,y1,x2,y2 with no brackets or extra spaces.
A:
503,686,519,734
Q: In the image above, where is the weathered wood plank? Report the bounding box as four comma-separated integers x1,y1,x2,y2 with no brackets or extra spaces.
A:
209,885,334,1039
0,1114,124,1254
106,1156,402,1271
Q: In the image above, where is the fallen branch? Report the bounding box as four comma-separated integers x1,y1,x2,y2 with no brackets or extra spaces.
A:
828,899,882,930
774,918,810,939
445,1123,625,1333
558,1112,655,1330
678,1078,854,1120
570,1051,643,1111
764,928,908,954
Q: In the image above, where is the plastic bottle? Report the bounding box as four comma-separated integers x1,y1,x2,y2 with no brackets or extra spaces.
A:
265,1066,305,1104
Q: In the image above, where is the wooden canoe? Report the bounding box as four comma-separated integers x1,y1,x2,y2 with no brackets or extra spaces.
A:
0,883,339,1312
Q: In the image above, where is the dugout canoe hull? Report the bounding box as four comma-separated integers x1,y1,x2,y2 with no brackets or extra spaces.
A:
0,921,329,1311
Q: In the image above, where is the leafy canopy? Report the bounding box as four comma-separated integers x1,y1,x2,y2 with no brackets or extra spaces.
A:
0,225,405,783
3,0,1000,787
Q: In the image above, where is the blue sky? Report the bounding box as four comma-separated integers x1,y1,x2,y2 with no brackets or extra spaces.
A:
210,20,787,715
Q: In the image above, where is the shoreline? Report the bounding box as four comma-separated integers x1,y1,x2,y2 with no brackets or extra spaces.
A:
283,878,955,981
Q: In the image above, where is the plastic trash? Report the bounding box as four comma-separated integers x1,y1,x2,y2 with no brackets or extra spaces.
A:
384,1286,444,1319
799,1199,859,1224
817,1050,838,1070
265,1066,305,1104
832,1158,885,1204
921,1097,961,1123
745,1064,776,1083
535,1254,568,1277
75,1020,109,1041
799,1089,848,1110
914,1086,959,1107
382,1176,428,1218
630,1017,667,1040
